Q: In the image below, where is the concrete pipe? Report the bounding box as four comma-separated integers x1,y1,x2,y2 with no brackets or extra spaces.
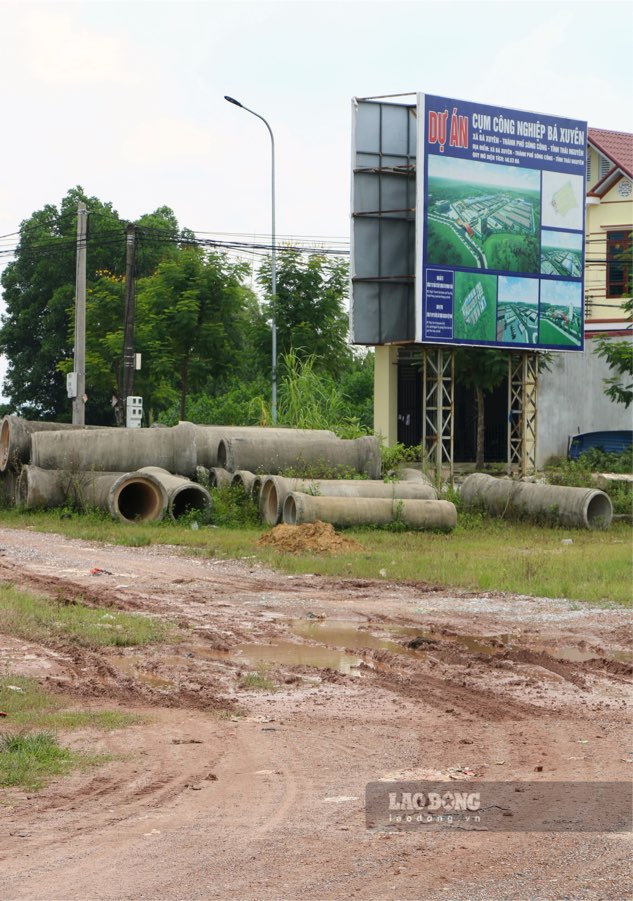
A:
181,424,336,469
251,476,264,503
17,466,125,511
209,467,233,488
260,475,438,525
460,473,613,530
0,416,106,472
109,471,168,523
31,422,198,478
0,468,20,506
283,493,457,531
137,466,212,521
218,435,382,479
396,467,434,486
231,470,258,496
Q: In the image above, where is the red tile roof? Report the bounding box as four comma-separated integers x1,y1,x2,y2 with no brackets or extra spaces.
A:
588,128,633,178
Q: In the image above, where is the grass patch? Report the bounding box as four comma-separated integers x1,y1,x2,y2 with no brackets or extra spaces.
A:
238,666,277,692
0,503,630,606
0,676,139,790
0,584,168,648
0,731,88,791
0,675,142,731
254,518,633,607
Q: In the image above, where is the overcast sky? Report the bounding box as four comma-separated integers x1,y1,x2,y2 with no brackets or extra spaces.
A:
1,0,631,247
0,0,631,398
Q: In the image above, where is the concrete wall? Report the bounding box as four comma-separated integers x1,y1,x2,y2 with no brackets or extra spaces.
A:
373,345,398,445
537,335,633,466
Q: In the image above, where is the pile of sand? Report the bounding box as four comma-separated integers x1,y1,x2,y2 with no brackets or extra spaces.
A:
257,521,363,554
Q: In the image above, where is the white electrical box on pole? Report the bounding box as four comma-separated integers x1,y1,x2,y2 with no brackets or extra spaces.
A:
72,202,87,425
126,396,143,428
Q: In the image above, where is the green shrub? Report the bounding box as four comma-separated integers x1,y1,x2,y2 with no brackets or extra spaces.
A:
210,486,260,529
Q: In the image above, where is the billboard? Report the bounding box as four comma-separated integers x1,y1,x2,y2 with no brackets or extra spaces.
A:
417,94,587,351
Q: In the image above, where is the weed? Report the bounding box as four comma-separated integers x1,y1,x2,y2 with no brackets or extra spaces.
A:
0,676,142,731
546,448,632,516
0,731,104,791
210,486,260,528
238,665,277,692
0,585,169,648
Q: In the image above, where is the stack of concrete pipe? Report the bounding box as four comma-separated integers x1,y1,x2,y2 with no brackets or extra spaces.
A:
0,415,107,472
460,473,613,529
259,475,439,525
0,416,384,524
1,417,212,522
16,464,211,523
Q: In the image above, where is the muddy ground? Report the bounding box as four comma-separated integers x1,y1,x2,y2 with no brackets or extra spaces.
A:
0,525,631,901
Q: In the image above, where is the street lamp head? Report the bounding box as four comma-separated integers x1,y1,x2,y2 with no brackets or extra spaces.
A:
224,95,243,108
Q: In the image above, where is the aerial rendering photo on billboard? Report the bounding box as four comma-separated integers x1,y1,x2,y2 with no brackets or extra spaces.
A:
419,93,587,351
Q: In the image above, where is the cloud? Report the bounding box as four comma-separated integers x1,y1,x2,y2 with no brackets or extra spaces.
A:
3,5,131,87
121,118,216,166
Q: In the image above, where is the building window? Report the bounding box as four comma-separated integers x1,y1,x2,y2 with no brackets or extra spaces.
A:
606,231,631,298
599,154,612,180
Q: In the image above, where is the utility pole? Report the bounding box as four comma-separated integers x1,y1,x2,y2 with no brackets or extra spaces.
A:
122,223,136,411
72,202,87,425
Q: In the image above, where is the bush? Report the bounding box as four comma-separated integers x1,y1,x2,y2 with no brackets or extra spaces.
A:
546,448,632,516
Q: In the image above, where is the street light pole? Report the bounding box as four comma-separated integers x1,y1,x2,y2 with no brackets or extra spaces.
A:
224,95,277,423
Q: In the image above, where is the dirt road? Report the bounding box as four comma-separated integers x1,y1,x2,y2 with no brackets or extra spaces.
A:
0,527,631,900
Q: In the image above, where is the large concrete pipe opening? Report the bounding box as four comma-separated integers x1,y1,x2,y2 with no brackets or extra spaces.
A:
231,471,257,496
0,418,12,471
584,492,614,528
170,485,212,520
135,466,212,521
111,477,165,523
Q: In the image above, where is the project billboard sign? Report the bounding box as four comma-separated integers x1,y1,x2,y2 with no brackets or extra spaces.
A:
417,94,587,351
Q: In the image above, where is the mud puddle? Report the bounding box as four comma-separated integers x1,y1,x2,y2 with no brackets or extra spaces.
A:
293,619,411,656
227,642,363,675
109,656,174,688
292,619,633,668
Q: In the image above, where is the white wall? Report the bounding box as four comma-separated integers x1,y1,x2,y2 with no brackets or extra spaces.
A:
537,336,633,466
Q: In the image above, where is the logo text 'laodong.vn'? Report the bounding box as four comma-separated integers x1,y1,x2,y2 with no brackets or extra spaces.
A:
388,789,481,825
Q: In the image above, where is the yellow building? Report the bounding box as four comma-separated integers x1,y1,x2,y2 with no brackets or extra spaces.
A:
584,128,632,334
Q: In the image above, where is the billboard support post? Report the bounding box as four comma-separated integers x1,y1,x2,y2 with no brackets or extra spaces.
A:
508,352,538,477
422,347,454,487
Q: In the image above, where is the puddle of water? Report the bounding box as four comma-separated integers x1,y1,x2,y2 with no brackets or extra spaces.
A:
232,642,364,676
292,619,521,659
292,620,410,657
536,646,633,665
186,636,364,675
109,656,173,688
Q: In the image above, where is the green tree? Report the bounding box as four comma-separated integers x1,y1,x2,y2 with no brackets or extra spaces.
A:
0,188,186,421
136,249,254,420
256,250,352,380
0,187,124,418
455,347,508,469
594,274,633,409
